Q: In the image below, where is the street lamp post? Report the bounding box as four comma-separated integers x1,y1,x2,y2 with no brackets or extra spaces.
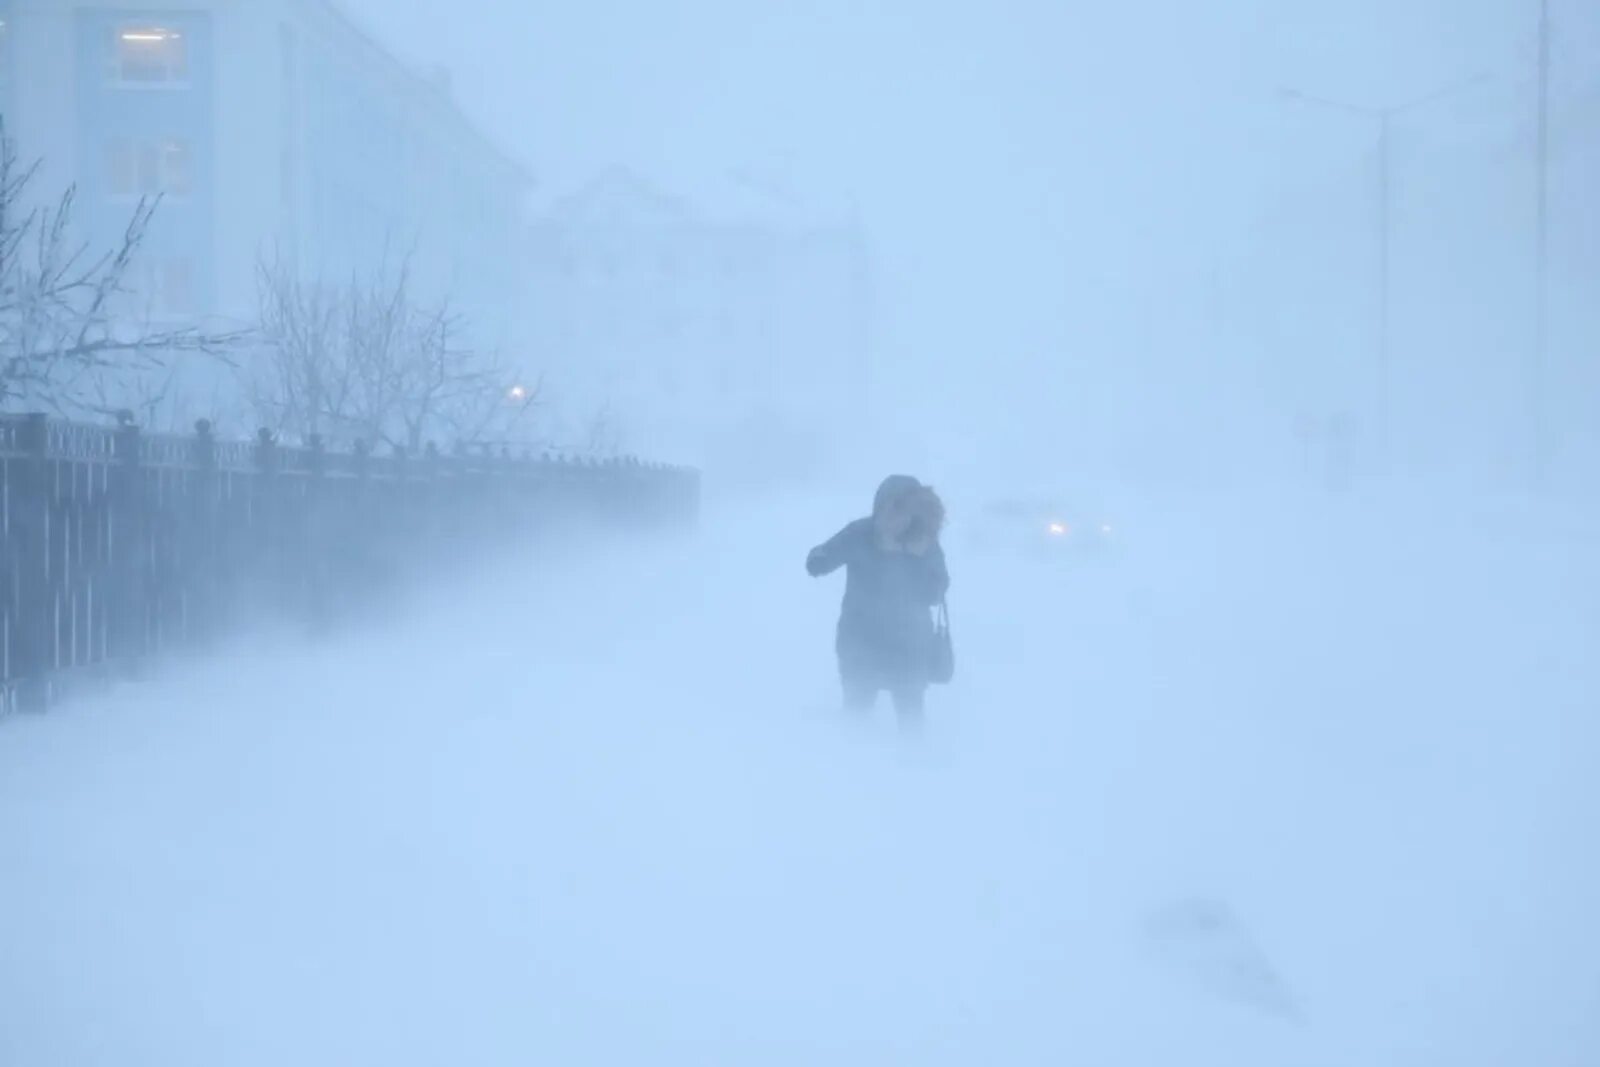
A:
1534,0,1551,484
1280,73,1490,471
1378,110,1392,463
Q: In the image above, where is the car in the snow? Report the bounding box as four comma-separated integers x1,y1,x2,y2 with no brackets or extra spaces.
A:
963,492,1121,560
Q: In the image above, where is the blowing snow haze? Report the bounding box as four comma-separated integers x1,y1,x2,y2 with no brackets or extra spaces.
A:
1,0,1598,1065
340,0,1598,482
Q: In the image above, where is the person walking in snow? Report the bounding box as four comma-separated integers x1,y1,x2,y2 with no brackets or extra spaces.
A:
806,476,950,728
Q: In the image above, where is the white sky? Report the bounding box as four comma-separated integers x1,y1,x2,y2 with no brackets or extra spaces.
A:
337,0,1545,363
329,0,1598,478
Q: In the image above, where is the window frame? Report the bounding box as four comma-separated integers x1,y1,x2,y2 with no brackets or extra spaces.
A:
0,14,12,101
122,255,195,319
107,24,191,89
105,136,195,201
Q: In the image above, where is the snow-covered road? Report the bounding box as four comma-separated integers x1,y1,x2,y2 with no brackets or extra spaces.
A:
2,486,1596,1066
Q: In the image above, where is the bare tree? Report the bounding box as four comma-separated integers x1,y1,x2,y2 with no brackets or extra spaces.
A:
251,248,541,452
0,119,246,418
391,305,542,453
582,400,626,456
251,251,355,442
432,359,543,453
341,251,414,444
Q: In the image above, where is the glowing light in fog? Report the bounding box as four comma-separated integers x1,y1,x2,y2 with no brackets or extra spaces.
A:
1048,521,1068,536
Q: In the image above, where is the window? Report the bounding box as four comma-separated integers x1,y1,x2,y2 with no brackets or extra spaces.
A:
107,138,192,197
0,17,11,101
110,26,188,85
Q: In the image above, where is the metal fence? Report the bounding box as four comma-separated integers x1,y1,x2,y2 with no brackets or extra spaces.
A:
0,413,699,712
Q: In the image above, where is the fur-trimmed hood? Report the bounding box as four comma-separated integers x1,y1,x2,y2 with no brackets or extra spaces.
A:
872,475,945,534
873,475,922,519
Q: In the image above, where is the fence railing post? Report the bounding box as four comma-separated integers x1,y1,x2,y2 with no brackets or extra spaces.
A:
252,428,279,612
389,442,404,544
108,413,145,676
187,419,219,649
254,428,278,475
422,441,444,558
347,440,372,598
304,434,328,630
13,413,51,710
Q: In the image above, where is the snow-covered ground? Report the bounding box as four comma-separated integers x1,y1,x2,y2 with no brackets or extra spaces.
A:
2,482,1596,1065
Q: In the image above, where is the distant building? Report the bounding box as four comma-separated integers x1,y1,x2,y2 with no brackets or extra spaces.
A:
526,167,874,471
0,0,529,349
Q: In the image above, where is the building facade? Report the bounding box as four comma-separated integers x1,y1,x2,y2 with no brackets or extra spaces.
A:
527,167,874,474
0,0,529,349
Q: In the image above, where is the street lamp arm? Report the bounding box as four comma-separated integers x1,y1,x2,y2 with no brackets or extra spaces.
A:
1277,86,1381,118
1386,71,1494,116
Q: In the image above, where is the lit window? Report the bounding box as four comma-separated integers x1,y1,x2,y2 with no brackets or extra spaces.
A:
111,26,188,85
107,138,192,197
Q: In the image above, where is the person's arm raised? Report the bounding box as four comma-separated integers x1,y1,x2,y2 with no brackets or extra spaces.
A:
807,521,863,577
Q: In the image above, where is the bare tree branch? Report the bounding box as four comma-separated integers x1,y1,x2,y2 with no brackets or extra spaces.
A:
583,400,626,456
251,243,543,453
0,118,248,417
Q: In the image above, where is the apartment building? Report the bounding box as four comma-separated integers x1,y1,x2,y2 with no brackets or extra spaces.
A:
0,0,529,346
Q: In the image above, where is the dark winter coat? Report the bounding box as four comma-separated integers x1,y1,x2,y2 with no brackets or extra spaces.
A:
807,517,950,690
